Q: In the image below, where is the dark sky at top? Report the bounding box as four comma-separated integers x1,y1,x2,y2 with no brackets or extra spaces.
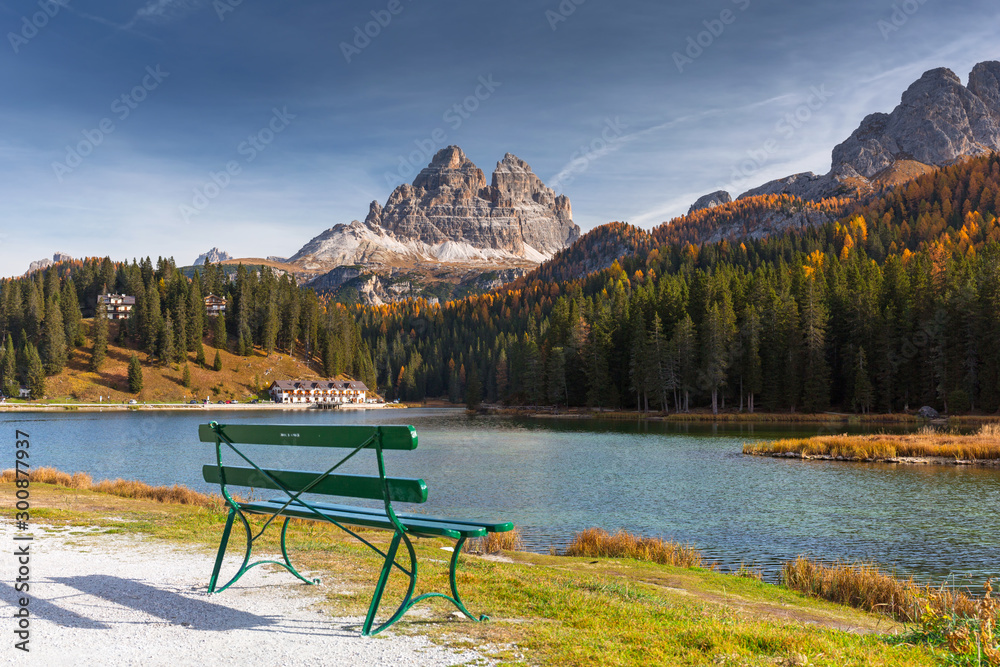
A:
0,0,997,274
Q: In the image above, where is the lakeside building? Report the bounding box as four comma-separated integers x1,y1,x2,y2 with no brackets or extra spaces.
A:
268,380,369,404
204,293,226,315
97,294,135,320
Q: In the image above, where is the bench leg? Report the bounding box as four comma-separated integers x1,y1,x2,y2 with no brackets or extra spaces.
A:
208,507,236,593
207,506,254,594
362,531,402,636
280,517,320,585
447,537,488,622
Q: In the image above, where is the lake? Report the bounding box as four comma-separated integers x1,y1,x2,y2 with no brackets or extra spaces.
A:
4,408,998,588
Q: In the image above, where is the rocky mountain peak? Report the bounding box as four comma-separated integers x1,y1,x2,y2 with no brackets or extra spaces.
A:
742,60,1000,202
410,145,487,193
194,248,231,266
688,190,732,214
289,147,580,272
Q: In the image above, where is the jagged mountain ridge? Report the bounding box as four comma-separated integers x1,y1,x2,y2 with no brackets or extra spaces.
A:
289,146,579,272
725,61,1000,204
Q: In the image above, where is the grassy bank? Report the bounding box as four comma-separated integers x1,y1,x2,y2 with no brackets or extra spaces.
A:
744,424,1000,464
0,472,953,666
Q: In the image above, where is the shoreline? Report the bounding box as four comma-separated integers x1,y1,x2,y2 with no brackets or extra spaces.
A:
0,402,404,413
746,450,1000,467
482,405,991,424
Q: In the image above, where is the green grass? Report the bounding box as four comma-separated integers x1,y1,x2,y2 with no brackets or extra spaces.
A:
0,481,941,666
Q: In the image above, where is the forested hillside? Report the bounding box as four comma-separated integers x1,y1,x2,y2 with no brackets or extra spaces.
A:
0,257,376,398
361,154,1000,414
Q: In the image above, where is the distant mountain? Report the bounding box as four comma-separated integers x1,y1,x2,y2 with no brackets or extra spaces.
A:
289,146,579,272
194,248,231,266
686,61,1000,208
26,252,73,275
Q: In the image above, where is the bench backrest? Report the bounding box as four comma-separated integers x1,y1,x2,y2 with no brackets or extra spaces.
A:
199,422,427,505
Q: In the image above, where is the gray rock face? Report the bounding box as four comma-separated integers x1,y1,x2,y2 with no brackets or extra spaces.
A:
688,190,732,214
832,65,1000,179
194,248,232,266
917,406,940,419
739,61,1000,202
291,146,579,269
26,252,73,275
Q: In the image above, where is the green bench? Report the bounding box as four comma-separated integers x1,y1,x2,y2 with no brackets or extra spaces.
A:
199,421,514,636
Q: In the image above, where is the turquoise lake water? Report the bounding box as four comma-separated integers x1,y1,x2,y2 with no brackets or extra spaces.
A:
3,408,998,588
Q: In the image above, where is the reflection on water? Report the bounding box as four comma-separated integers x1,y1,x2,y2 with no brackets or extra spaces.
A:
3,408,998,588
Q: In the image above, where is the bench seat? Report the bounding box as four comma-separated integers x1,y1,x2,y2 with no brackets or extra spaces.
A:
243,499,510,539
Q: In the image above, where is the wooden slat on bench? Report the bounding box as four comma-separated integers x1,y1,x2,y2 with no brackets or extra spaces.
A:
276,499,514,533
241,501,488,539
203,465,428,503
198,423,418,450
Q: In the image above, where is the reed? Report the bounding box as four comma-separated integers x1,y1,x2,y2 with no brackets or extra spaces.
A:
1,466,222,508
565,527,704,568
782,557,999,665
467,527,524,554
744,423,1000,461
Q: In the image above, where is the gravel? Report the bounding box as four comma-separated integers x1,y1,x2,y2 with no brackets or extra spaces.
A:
2,523,491,666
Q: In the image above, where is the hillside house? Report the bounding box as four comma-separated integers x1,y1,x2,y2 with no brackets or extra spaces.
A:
97,294,135,320
268,380,368,404
204,293,226,315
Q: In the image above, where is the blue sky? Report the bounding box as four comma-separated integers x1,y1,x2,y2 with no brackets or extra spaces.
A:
0,0,998,276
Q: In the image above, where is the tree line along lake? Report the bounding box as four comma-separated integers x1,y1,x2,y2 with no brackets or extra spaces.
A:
4,408,998,588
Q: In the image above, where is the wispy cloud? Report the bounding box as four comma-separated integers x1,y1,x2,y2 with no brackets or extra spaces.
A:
124,0,201,29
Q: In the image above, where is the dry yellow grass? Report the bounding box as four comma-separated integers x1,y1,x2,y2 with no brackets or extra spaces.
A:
744,423,1000,461
782,557,999,664
467,528,524,554
564,527,704,568
1,466,223,508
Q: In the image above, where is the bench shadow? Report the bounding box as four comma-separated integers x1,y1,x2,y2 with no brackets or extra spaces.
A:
2,584,110,629
51,575,278,631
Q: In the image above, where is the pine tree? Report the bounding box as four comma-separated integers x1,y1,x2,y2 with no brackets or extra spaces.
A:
547,347,567,406
187,276,204,350
672,315,697,412
91,308,109,371
41,294,67,375
61,278,84,347
465,364,482,410
213,350,223,372
1,336,18,398
127,354,143,393
213,314,227,351
182,363,192,388
159,315,175,365
195,339,206,367
628,310,648,411
800,275,830,413
26,343,45,399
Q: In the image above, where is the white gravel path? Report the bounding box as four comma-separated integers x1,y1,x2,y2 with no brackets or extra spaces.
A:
1,523,491,666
